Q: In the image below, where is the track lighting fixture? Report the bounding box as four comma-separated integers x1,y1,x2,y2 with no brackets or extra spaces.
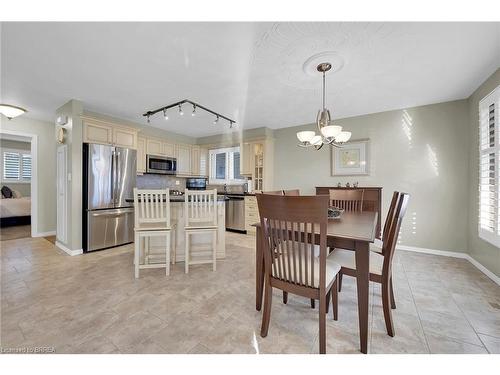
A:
143,99,235,129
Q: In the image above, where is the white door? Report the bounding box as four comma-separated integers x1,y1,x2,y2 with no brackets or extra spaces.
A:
56,145,67,243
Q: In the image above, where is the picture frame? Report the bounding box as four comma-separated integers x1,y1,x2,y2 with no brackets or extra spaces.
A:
331,139,370,176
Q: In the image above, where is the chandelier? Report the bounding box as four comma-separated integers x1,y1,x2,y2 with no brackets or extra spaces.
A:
296,62,351,150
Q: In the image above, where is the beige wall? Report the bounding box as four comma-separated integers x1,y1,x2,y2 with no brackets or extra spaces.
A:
467,68,500,277
0,139,31,196
0,115,57,234
273,100,470,253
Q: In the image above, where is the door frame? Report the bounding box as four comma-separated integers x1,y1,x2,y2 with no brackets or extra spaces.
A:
0,129,39,237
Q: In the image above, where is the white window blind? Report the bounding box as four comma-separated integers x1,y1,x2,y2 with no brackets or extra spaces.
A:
1,149,31,182
209,146,246,184
479,86,500,247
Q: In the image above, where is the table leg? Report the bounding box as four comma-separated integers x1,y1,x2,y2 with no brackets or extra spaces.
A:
355,240,370,354
256,226,264,311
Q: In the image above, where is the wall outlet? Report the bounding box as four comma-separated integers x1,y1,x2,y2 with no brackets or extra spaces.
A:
175,180,180,186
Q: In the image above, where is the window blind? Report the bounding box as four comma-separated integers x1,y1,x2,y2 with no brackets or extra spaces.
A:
479,86,500,247
3,152,21,180
22,154,32,180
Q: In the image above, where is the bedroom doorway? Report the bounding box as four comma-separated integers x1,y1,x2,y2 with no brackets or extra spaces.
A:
0,130,38,241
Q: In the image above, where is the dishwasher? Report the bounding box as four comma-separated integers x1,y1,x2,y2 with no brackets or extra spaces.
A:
225,195,246,233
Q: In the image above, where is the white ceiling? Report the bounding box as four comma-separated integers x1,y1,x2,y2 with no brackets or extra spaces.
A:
1,22,499,137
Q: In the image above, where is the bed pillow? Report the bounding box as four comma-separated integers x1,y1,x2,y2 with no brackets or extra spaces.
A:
12,190,22,198
1,186,13,198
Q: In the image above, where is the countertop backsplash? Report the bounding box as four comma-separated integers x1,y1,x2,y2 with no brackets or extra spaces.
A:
136,174,186,191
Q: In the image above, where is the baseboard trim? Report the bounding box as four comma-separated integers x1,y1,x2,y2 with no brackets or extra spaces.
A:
55,241,83,256
397,244,499,286
32,230,56,238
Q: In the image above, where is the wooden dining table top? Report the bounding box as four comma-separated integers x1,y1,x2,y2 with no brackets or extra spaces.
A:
252,211,378,243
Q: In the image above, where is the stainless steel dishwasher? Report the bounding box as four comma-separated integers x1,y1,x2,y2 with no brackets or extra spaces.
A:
225,195,246,233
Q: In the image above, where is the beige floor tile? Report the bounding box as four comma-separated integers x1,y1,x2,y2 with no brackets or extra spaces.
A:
425,332,488,354
478,334,500,354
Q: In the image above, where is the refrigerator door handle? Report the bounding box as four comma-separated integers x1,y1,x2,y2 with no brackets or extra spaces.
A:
110,151,115,205
91,208,134,217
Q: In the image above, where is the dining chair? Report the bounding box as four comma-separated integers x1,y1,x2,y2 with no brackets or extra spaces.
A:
338,191,400,303
329,192,410,337
283,189,300,196
329,189,364,212
256,193,341,354
133,188,172,278
184,189,218,274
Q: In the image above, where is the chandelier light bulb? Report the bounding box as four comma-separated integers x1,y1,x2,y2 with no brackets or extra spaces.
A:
296,131,315,143
320,125,342,139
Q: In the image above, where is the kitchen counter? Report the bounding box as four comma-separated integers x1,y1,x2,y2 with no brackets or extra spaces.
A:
216,192,255,196
125,196,229,203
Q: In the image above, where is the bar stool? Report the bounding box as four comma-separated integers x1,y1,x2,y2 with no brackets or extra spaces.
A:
184,189,218,274
133,188,171,278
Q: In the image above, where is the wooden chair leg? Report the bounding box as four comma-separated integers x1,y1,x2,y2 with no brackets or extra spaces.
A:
338,271,343,292
184,231,189,274
260,277,273,338
212,230,217,272
171,225,176,265
310,299,315,309
332,277,338,321
326,291,331,314
390,277,396,309
382,278,395,337
165,232,171,276
282,291,288,304
319,292,327,354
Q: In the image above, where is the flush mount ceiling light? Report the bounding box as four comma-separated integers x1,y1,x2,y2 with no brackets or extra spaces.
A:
143,99,236,129
296,62,351,150
0,104,27,120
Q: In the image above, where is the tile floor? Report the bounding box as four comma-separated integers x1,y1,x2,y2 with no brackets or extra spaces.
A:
1,232,499,354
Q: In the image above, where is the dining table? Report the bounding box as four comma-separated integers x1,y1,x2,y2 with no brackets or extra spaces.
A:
253,211,378,354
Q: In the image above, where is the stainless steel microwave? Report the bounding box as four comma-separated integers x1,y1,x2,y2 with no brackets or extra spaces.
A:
146,155,177,175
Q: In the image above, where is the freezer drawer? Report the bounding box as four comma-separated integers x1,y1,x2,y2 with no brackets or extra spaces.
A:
87,208,134,252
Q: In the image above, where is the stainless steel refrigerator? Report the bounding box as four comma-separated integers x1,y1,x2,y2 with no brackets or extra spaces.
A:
83,143,136,252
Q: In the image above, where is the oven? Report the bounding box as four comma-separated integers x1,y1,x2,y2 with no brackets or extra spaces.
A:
146,155,177,175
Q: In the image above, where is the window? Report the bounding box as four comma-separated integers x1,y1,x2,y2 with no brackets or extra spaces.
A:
479,86,500,247
209,146,246,184
1,149,31,182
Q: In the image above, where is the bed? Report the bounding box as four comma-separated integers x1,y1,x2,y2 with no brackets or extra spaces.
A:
0,196,31,227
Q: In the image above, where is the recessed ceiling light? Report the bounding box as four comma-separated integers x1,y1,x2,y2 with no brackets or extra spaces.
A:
0,104,27,120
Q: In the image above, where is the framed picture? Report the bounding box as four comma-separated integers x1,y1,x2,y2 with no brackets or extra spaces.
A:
331,139,370,176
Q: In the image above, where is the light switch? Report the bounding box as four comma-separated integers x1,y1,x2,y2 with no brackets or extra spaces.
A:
175,180,180,185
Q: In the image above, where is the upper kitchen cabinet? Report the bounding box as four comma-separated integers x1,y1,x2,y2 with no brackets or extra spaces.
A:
176,144,192,176
82,117,138,149
146,138,163,156
239,138,274,192
191,146,200,176
163,142,176,158
137,137,146,174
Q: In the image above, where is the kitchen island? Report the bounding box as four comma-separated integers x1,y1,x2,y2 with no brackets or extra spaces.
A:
126,197,226,262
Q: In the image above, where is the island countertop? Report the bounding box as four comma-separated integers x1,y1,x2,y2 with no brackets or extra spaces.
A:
125,196,228,203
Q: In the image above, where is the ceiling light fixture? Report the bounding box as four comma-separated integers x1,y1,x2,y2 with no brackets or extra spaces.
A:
143,99,235,129
296,63,351,150
0,104,27,120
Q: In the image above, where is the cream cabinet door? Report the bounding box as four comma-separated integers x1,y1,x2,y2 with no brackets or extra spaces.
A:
113,127,137,149
191,146,200,176
137,137,146,173
84,122,113,145
199,147,209,177
176,144,192,176
240,142,253,176
146,139,163,156
163,142,176,158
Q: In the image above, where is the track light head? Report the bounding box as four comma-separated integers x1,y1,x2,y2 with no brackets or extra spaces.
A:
179,104,184,116
163,109,168,121
213,115,219,125
192,104,196,116
147,114,150,124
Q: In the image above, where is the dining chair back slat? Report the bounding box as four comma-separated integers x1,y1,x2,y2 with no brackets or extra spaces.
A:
329,189,364,212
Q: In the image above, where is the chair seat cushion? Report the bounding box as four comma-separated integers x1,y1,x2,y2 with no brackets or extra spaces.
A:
328,248,384,275
273,251,341,288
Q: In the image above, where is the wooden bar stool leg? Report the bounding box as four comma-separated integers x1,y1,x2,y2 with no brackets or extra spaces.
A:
212,230,217,272
184,231,189,274
165,231,171,276
134,232,140,279
171,224,176,265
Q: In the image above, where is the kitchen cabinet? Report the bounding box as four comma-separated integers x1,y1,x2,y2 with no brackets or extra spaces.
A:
146,139,163,156
163,142,176,158
191,146,200,176
82,117,138,149
240,142,253,176
244,195,259,233
176,144,192,176
239,139,274,192
137,137,146,174
83,121,113,145
199,147,209,177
